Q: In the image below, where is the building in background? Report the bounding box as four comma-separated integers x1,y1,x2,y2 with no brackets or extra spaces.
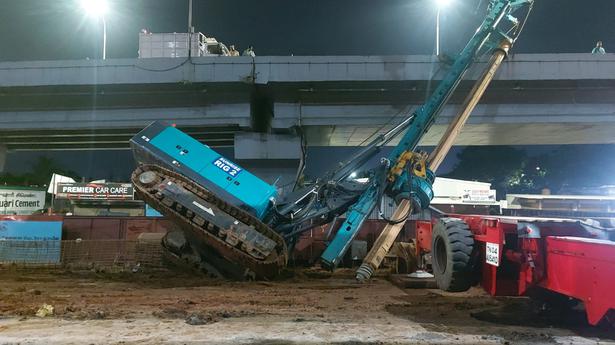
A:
430,177,500,215
504,193,615,219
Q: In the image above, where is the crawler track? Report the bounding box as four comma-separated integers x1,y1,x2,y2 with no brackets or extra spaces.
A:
132,164,287,280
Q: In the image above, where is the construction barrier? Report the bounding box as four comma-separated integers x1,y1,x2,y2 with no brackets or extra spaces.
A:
0,239,165,270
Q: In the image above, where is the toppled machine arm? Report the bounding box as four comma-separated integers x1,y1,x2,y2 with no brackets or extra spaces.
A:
321,0,534,271
130,0,533,280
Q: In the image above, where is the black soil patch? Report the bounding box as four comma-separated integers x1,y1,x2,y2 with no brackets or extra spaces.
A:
386,292,615,343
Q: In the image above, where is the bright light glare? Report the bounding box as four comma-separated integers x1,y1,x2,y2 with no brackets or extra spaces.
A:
349,172,358,179
80,0,109,17
436,0,452,8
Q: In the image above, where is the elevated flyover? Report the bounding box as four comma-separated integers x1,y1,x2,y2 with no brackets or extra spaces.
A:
1,54,614,151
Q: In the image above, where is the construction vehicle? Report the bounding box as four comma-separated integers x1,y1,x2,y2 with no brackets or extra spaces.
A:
128,1,615,326
411,214,615,326
130,0,534,280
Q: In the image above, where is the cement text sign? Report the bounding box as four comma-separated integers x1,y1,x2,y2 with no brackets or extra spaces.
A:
0,188,46,215
56,183,134,200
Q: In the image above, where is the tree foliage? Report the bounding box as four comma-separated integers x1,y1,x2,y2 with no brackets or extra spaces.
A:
444,146,529,196
0,157,79,188
444,145,615,197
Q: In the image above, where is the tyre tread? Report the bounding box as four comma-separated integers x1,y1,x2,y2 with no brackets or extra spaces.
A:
432,217,475,292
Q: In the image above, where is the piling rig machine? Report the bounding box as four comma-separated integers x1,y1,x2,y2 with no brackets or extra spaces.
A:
130,0,534,280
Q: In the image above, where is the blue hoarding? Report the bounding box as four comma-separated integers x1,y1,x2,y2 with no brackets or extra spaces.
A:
0,219,63,263
145,204,163,217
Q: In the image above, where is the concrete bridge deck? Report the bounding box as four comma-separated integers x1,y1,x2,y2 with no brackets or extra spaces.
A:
1,54,614,150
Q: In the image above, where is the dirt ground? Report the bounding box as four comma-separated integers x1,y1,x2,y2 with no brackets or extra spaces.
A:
0,268,613,344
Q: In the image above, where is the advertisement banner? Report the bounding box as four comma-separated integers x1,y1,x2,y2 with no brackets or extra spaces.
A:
462,189,497,203
0,188,46,215
0,218,63,263
56,183,134,200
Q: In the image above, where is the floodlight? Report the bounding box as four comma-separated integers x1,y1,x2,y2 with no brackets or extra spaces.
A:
79,0,109,59
436,0,452,8
80,0,109,17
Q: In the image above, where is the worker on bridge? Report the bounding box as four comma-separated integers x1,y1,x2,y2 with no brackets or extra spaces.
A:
592,41,606,54
243,46,255,57
229,45,240,56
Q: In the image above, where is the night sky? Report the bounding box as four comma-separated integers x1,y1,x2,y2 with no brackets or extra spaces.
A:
1,0,615,187
0,0,614,61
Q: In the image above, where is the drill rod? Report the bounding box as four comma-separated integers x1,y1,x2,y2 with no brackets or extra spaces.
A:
355,40,511,282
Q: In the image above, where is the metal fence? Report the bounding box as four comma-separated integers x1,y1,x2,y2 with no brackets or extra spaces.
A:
0,240,166,270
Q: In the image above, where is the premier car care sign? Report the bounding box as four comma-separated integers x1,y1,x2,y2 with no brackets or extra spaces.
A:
213,157,242,177
56,183,134,200
0,187,46,215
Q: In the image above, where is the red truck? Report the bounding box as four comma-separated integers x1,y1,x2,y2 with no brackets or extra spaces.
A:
416,214,615,326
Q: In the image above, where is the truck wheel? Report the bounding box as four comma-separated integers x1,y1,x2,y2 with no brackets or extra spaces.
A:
432,217,474,292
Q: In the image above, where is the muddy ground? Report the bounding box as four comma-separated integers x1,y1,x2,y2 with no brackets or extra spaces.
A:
0,268,613,344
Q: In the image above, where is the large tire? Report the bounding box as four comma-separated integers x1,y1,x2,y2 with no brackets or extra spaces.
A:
431,217,475,292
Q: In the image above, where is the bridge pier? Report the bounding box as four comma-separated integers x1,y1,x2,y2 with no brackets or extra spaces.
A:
235,132,301,160
235,132,302,195
0,145,6,173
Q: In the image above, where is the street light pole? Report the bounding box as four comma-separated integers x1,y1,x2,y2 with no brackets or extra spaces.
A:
188,0,193,32
436,7,441,56
188,0,194,58
79,0,109,60
435,0,451,57
102,16,107,60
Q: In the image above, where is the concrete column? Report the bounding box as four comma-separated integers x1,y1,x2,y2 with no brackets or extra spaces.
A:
235,132,301,160
0,145,6,173
234,132,302,195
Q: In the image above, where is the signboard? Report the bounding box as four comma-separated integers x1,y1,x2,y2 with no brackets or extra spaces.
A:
0,218,63,263
462,189,497,203
56,183,134,200
0,188,46,215
485,242,500,267
48,173,76,194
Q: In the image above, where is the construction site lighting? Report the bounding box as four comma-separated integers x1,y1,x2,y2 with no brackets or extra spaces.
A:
79,0,109,60
436,0,452,8
80,0,109,17
434,0,453,56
